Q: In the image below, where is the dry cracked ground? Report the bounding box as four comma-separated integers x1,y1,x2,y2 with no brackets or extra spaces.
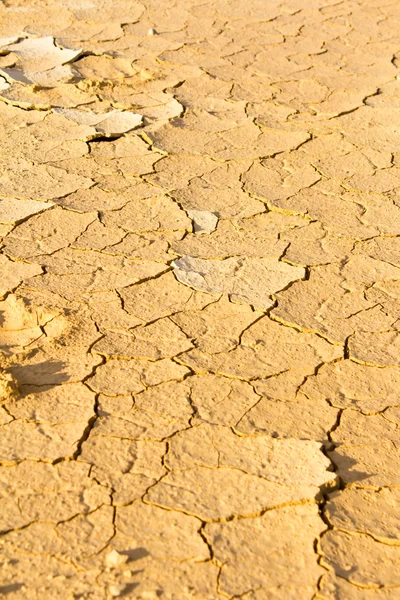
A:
0,0,400,598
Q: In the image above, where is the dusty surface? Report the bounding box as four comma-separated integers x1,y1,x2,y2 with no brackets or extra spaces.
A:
0,0,400,598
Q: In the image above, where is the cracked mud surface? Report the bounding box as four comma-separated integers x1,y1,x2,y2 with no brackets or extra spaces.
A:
0,0,400,598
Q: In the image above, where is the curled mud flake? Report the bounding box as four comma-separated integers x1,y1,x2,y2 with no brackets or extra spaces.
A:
173,255,305,309
0,36,20,50
187,209,218,234
0,64,74,87
0,197,54,225
5,36,82,72
0,35,83,92
165,423,336,487
54,108,143,136
0,75,9,90
146,423,336,520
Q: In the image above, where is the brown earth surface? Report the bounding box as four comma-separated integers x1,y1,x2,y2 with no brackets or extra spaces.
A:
1,0,400,598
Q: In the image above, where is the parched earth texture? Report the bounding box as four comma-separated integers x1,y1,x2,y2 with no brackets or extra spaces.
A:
0,0,400,598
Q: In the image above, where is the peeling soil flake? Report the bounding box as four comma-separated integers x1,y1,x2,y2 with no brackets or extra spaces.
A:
1,0,400,597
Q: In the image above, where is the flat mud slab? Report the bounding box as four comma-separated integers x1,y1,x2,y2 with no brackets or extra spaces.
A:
1,0,400,598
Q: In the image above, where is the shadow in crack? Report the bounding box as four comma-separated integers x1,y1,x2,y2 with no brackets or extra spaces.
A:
8,359,69,397
329,449,372,485
0,583,25,595
119,583,140,597
121,547,151,562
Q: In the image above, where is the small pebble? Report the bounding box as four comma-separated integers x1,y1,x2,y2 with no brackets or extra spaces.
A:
147,28,157,35
105,549,128,568
109,583,127,597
